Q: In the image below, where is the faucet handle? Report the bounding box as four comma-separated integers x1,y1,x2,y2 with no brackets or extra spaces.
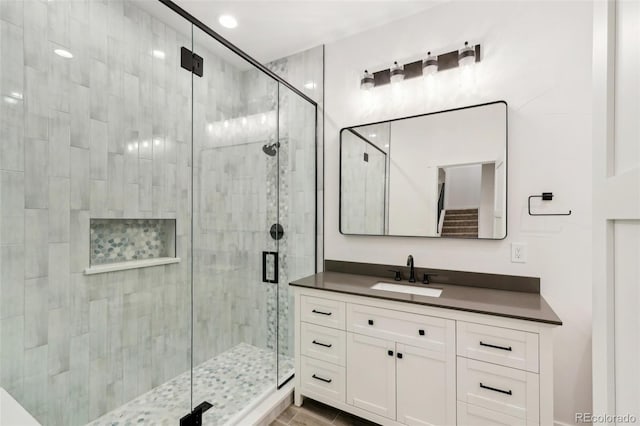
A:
388,269,402,281
422,272,439,284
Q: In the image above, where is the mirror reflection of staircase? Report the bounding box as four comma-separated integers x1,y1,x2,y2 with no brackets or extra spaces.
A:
441,208,479,238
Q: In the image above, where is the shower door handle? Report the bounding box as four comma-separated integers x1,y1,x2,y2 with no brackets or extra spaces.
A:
262,251,279,284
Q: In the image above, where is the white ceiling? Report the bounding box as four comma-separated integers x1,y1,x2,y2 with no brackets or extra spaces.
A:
173,1,441,65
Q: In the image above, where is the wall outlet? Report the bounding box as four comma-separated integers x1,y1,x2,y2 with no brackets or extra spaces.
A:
511,243,527,263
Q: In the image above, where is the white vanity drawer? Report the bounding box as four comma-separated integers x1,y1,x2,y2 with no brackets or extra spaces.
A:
457,402,531,426
301,322,346,366
347,303,453,352
300,356,346,403
457,321,539,372
457,357,539,424
301,295,346,330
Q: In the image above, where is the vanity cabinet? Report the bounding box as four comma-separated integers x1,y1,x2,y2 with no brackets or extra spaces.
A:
294,288,556,426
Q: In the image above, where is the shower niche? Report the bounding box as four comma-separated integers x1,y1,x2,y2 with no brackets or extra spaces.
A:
84,218,179,274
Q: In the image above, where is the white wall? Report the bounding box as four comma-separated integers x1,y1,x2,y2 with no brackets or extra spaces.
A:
479,163,496,238
444,164,481,210
324,2,593,424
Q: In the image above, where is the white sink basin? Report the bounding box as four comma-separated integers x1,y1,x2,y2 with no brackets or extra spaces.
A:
370,282,442,298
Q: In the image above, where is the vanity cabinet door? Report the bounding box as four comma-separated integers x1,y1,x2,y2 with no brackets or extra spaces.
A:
346,332,396,420
396,343,456,426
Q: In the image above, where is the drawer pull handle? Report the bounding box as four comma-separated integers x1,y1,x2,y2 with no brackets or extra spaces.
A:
418,329,425,336
479,341,512,351
480,383,512,395
312,374,332,383
368,319,374,325
312,309,332,316
312,340,332,348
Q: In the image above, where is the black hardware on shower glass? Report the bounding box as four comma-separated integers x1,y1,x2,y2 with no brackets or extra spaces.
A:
312,340,332,348
261,251,278,284
312,309,332,316
397,353,403,359
179,401,213,426
312,374,332,383
180,47,203,77
270,223,284,240
528,192,572,216
388,350,394,356
419,329,425,336
479,341,512,351
368,319,374,325
480,383,513,395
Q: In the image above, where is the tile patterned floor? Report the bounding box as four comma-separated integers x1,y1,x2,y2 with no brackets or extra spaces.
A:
271,399,379,426
89,343,293,426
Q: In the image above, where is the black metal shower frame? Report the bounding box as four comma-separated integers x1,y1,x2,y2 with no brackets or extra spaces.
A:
156,0,320,413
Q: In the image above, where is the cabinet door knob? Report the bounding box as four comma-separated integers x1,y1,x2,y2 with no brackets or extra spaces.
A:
397,353,403,359
388,350,394,356
368,319,374,325
418,329,425,336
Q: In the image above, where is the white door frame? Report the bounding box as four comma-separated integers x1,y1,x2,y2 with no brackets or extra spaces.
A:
592,0,640,421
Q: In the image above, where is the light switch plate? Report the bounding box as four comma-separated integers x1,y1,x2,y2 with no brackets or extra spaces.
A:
511,243,527,263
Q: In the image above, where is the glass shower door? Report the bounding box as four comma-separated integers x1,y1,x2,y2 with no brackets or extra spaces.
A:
190,26,280,424
276,82,317,387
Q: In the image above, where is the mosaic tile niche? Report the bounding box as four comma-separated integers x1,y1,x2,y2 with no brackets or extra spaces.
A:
90,219,176,265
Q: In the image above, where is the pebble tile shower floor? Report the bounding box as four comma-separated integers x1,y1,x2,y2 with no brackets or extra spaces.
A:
89,343,293,425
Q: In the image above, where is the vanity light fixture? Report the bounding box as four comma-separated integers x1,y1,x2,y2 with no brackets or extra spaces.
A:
422,51,438,75
458,41,476,67
390,61,405,84
360,70,374,90
359,42,481,90
152,50,166,59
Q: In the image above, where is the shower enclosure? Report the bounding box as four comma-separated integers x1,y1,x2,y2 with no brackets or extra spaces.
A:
0,0,318,424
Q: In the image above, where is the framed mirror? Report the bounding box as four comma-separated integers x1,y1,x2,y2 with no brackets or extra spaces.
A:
340,101,507,239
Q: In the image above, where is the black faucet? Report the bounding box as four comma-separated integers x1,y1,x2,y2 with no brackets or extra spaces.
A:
407,255,416,283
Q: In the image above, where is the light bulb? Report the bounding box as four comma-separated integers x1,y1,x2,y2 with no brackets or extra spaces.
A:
423,51,438,76
390,61,405,84
458,41,476,67
360,70,374,90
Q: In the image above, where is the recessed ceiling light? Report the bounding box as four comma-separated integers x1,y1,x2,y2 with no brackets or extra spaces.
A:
219,14,238,29
10,92,22,100
4,96,18,104
369,133,377,138
384,144,390,148
54,48,73,59
152,50,165,59
304,81,316,90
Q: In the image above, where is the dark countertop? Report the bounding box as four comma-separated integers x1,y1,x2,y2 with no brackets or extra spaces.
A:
290,271,562,326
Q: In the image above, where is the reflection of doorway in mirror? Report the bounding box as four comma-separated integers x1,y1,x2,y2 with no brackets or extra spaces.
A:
437,162,498,238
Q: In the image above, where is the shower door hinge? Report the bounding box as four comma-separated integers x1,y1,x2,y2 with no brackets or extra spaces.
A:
181,47,203,77
179,401,213,426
